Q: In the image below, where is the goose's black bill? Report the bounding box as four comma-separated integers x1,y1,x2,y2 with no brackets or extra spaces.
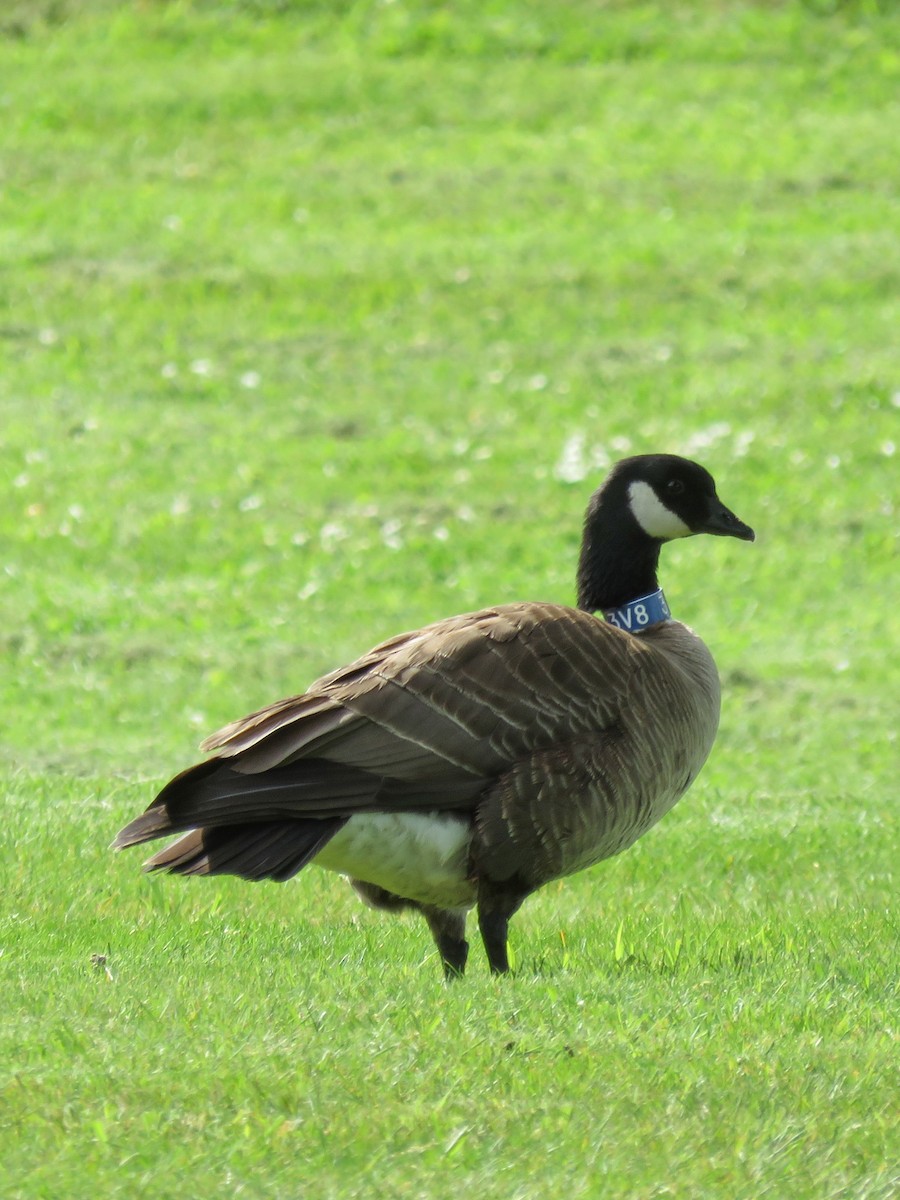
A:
699,498,755,542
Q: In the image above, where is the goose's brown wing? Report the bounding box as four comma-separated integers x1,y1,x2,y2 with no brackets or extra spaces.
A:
114,603,639,859
205,602,636,777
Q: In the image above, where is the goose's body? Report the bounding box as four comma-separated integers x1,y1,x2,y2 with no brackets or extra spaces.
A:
115,454,754,976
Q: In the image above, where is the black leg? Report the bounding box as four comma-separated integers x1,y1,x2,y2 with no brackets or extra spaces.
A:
349,878,413,912
477,881,528,975
352,883,470,979
422,906,469,980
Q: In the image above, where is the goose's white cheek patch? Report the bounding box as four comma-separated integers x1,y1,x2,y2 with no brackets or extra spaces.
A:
628,481,692,540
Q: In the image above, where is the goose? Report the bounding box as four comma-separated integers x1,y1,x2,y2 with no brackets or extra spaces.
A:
114,453,754,977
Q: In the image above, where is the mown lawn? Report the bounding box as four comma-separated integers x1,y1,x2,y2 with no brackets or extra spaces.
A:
1,2,897,1197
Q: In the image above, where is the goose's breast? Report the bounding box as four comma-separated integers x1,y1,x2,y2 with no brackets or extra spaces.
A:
313,812,476,908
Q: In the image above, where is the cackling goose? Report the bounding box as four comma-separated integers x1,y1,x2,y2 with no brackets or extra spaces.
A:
115,453,755,977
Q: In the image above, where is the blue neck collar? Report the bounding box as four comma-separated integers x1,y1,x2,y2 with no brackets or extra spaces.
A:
603,587,671,633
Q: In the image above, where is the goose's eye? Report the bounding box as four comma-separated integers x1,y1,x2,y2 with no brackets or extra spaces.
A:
667,479,685,496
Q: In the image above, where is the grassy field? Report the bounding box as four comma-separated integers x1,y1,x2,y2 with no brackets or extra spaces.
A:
1,1,898,1196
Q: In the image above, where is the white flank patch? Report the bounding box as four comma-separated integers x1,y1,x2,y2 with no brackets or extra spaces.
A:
313,812,475,908
628,480,692,540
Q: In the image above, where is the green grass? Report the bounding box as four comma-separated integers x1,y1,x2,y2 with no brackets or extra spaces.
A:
1,1,897,1196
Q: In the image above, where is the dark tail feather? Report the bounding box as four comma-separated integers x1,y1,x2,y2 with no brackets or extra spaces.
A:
113,806,179,850
112,757,381,851
113,760,222,850
143,817,346,882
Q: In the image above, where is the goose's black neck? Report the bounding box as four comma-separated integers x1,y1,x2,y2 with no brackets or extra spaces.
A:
576,495,662,613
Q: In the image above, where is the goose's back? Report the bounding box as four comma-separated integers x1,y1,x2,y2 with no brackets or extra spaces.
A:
205,603,637,784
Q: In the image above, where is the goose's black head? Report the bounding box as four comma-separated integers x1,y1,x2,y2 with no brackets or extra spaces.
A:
577,453,755,612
